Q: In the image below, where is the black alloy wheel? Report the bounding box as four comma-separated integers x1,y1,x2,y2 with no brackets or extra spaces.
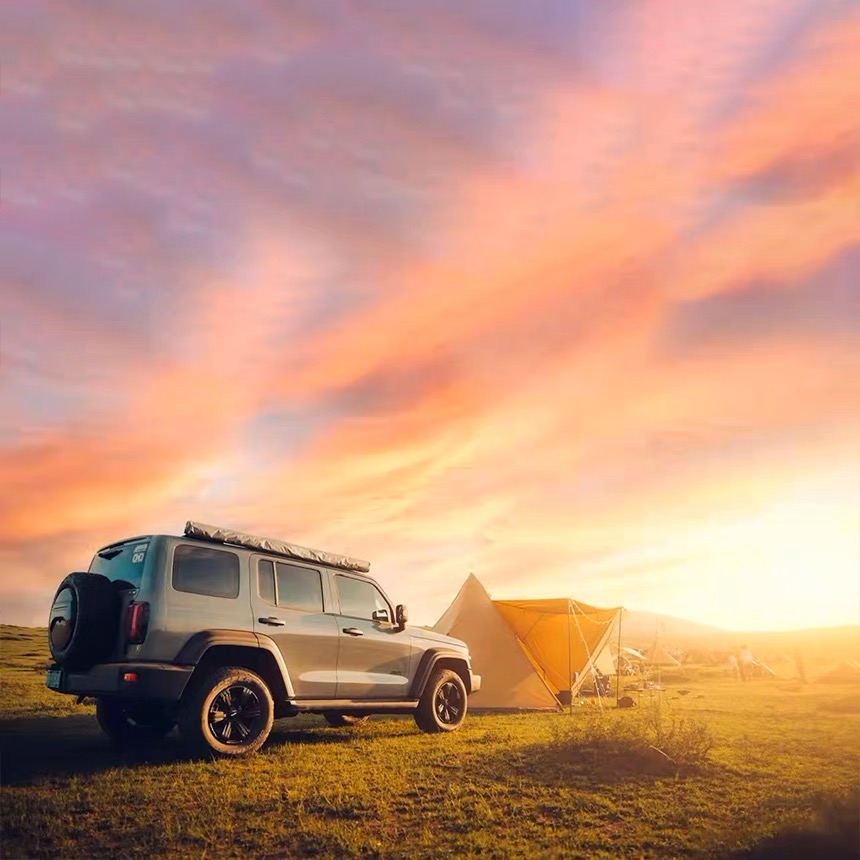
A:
179,666,274,758
435,679,464,725
207,683,263,745
414,667,468,733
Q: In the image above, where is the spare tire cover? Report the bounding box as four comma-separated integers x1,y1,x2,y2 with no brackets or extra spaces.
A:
48,573,119,669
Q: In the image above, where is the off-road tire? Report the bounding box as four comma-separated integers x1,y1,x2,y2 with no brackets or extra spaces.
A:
414,668,467,733
323,712,369,728
179,666,274,758
96,698,175,745
48,573,119,669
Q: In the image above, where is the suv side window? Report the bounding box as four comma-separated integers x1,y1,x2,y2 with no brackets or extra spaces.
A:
335,575,390,621
258,559,323,612
173,545,239,598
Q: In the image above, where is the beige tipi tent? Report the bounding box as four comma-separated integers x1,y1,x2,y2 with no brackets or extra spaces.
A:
645,646,682,667
434,574,623,710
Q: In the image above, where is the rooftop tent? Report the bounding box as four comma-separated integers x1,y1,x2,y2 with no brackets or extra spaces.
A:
434,574,623,710
184,521,370,573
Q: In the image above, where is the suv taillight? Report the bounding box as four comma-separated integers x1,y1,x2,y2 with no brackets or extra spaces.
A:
126,601,149,645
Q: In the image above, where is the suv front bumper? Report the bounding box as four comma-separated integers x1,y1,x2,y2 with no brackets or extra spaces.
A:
470,672,482,693
46,662,193,701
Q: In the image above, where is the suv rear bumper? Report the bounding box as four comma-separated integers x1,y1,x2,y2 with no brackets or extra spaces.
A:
470,672,481,693
46,662,193,701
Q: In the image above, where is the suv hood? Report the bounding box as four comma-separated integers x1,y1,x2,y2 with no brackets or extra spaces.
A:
409,626,469,651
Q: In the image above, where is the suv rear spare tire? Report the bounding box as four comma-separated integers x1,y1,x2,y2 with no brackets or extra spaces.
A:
414,667,468,733
48,573,119,669
179,666,274,758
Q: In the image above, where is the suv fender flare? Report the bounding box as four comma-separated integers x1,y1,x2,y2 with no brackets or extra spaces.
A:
410,649,472,699
174,630,295,698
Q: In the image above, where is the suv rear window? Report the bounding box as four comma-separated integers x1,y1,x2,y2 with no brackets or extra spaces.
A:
88,538,153,589
258,560,323,612
173,544,239,598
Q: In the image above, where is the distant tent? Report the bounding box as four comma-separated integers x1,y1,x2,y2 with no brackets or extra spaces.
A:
593,644,617,676
646,646,682,667
579,641,618,695
434,574,622,710
816,660,860,683
614,645,647,676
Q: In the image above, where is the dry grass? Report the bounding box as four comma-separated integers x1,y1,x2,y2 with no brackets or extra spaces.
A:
2,625,859,858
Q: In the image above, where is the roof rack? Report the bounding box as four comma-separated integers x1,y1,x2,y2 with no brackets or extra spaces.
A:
184,521,371,574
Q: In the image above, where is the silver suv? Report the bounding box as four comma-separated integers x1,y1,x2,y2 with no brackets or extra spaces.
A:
46,522,480,757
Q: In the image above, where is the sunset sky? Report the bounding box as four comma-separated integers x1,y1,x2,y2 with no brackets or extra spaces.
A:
2,1,859,632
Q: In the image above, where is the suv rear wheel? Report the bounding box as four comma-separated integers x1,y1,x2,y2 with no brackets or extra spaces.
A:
179,666,274,758
96,698,175,745
414,668,467,733
323,712,369,728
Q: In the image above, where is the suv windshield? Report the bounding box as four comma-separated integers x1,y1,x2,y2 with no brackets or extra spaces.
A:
88,537,153,589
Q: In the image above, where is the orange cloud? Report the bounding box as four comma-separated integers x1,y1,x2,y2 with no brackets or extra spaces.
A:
3,1,858,630
714,11,860,179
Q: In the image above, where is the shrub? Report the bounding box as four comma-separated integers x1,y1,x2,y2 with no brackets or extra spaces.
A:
732,787,860,859
545,708,714,777
644,711,714,769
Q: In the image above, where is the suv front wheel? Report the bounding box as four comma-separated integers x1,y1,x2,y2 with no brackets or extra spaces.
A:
414,668,468,733
179,666,274,758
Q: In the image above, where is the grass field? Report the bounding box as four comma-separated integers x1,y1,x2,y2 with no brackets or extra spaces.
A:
2,624,859,859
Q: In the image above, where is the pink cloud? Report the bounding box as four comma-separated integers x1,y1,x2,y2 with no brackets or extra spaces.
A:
2,0,858,630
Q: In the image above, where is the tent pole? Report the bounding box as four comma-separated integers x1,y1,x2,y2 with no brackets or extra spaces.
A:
567,599,573,716
616,609,623,705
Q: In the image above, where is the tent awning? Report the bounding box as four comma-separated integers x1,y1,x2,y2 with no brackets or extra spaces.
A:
494,599,621,695
494,598,619,620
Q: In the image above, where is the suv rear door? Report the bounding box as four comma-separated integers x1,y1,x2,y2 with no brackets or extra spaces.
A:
87,536,155,659
332,574,413,699
159,541,254,661
250,555,339,698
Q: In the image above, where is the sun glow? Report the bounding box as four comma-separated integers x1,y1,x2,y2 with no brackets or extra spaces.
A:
670,476,860,631
3,1,859,634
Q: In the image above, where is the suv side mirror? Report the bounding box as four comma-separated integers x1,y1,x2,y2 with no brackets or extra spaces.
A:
395,604,408,631
371,608,390,624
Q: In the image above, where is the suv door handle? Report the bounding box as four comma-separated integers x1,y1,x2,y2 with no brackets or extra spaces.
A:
258,617,285,627
342,627,364,636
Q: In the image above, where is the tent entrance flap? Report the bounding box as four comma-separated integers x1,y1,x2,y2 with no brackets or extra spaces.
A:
434,575,622,710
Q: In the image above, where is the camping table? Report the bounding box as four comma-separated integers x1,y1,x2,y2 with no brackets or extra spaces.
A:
632,683,669,708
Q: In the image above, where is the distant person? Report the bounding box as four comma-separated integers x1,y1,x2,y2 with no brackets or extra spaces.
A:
738,645,754,682
794,648,808,684
728,653,740,681
594,668,611,697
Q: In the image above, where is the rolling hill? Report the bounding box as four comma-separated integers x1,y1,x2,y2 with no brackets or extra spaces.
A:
619,609,860,669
